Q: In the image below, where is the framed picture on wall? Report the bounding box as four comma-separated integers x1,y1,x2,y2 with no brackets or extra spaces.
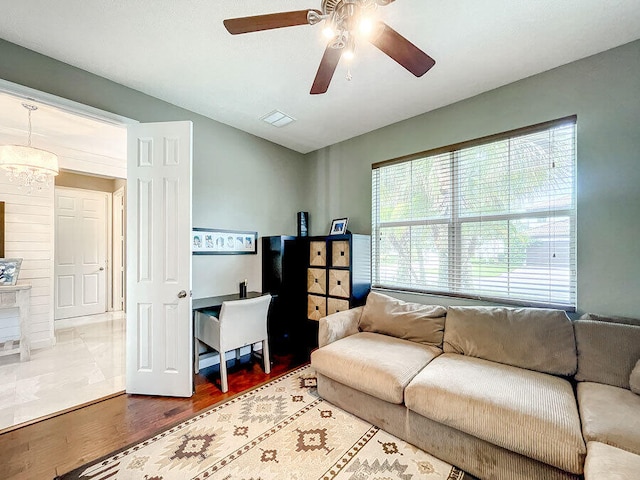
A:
192,228,257,255
329,218,348,235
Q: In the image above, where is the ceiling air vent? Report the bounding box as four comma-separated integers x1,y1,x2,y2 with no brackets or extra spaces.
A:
261,110,296,127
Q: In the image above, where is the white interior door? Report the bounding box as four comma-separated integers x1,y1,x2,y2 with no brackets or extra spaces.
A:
126,121,193,397
54,187,108,320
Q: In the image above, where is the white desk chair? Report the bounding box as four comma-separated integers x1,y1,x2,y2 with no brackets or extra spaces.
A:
195,294,272,393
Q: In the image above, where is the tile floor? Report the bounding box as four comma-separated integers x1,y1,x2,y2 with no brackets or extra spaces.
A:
0,311,125,431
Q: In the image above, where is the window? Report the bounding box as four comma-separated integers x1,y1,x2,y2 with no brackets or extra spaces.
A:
371,116,576,309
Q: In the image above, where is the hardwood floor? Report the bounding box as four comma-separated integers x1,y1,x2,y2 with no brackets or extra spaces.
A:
0,353,306,480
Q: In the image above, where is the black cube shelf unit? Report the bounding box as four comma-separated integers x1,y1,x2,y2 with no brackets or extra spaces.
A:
262,233,371,356
306,233,371,321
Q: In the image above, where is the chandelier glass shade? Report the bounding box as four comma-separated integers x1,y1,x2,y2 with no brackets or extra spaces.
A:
0,103,59,192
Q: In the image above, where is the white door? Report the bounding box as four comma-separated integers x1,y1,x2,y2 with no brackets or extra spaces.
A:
126,121,193,397
54,187,108,319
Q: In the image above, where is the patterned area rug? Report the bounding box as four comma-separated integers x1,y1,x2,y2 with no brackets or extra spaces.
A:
60,366,471,480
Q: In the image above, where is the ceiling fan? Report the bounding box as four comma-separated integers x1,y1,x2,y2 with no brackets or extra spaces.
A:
223,0,436,95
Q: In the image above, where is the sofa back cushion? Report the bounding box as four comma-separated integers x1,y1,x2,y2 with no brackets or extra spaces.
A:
574,319,640,389
359,291,447,347
631,361,640,395
580,312,640,327
443,306,577,375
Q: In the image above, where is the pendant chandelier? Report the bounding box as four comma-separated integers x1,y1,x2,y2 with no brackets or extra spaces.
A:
0,103,59,192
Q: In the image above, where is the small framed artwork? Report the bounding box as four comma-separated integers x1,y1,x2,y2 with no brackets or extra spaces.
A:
192,228,257,255
329,218,348,235
0,258,22,286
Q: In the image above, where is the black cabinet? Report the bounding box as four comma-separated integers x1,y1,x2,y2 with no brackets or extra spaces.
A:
262,234,371,357
262,236,306,354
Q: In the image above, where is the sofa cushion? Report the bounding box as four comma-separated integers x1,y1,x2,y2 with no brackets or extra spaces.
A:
311,331,441,404
631,360,640,395
574,320,640,389
581,312,640,326
405,353,586,474
359,291,447,347
318,306,362,347
443,306,577,375
584,441,640,480
577,381,640,455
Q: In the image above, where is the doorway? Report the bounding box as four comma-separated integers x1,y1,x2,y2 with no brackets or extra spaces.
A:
0,78,195,429
0,84,130,432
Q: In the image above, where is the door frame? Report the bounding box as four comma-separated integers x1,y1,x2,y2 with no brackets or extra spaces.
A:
112,186,126,312
0,79,135,127
0,78,135,345
1,79,195,397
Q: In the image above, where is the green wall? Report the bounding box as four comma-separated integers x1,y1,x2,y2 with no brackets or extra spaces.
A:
0,39,309,298
306,40,640,318
2,37,638,318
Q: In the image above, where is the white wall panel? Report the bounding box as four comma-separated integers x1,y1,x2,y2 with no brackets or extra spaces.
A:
0,170,55,346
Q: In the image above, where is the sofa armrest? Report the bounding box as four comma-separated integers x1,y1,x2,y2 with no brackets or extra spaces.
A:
318,306,363,347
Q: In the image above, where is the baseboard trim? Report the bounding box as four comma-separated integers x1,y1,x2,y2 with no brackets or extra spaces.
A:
30,337,55,350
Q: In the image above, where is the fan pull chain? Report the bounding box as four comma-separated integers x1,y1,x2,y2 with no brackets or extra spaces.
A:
346,69,353,81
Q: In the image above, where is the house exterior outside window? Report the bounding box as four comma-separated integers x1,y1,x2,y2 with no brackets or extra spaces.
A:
371,116,577,310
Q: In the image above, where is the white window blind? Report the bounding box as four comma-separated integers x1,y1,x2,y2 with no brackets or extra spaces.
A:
372,116,577,309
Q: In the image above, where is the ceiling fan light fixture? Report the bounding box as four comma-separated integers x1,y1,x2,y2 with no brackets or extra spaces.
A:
358,17,374,36
322,25,336,39
223,0,435,94
322,11,338,39
343,35,356,60
307,10,325,25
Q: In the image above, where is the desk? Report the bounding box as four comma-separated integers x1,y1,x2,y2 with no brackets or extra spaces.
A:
192,291,263,312
0,284,31,361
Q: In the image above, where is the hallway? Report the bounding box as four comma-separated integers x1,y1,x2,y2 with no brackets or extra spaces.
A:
0,311,125,432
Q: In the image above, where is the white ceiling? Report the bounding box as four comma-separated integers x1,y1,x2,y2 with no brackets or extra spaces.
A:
0,91,127,177
0,92,125,158
0,0,639,154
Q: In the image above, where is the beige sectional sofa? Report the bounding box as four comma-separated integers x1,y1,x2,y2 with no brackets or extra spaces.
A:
574,315,640,479
310,292,640,480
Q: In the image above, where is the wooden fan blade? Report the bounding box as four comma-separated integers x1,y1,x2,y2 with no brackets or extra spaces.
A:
310,45,343,95
224,10,320,35
369,22,435,77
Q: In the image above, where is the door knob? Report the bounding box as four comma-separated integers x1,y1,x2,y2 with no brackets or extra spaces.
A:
177,290,187,299
99,267,105,271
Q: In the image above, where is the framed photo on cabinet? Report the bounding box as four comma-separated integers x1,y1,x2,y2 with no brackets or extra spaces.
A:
329,218,348,235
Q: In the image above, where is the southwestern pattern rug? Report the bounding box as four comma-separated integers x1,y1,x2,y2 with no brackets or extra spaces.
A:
60,366,471,480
